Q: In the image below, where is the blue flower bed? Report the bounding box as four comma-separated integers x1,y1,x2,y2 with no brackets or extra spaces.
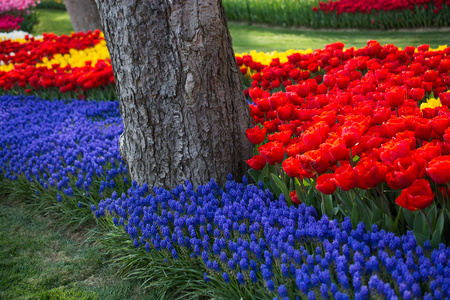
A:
1,95,450,299
0,95,126,202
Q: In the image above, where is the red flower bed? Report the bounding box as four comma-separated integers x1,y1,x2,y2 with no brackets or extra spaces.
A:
315,0,450,15
240,41,450,240
0,30,113,98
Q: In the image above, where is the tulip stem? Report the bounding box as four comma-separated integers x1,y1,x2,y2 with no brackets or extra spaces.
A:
336,190,350,214
421,209,434,232
446,183,450,202
354,188,371,219
349,148,355,168
298,177,306,192
377,184,392,219
275,163,286,186
396,107,399,118
316,174,326,215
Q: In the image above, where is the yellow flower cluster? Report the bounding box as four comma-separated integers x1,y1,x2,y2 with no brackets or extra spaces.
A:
36,39,110,69
420,95,443,110
236,49,314,65
0,63,14,72
0,33,110,73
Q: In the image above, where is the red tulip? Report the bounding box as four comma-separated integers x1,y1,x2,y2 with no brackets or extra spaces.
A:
404,46,415,56
282,156,302,178
323,74,336,88
440,92,450,107
418,44,430,52
444,127,450,145
355,158,388,190
426,156,450,185
375,69,389,81
263,119,280,133
298,149,330,176
277,104,294,120
416,141,442,162
289,69,300,80
302,121,329,151
285,141,306,157
255,97,271,112
424,69,438,82
290,190,301,204
395,179,434,211
246,126,267,145
334,163,358,191
378,140,411,166
385,87,405,107
316,174,336,195
409,88,425,101
386,156,427,189
373,107,391,124
258,142,285,165
431,116,450,137
246,155,266,170
422,81,433,93
268,93,287,110
414,117,433,141
322,139,349,162
306,78,318,93
409,62,422,76
336,76,350,90
340,125,362,148
296,84,309,98
268,130,292,145
359,132,384,152
383,117,407,138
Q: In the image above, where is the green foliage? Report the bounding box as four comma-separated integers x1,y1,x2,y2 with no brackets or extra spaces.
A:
248,163,450,247
19,11,40,33
36,0,67,11
224,0,318,27
0,85,117,102
223,0,450,29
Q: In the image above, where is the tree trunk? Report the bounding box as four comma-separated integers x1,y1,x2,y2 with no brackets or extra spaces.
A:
65,0,102,33
95,0,252,189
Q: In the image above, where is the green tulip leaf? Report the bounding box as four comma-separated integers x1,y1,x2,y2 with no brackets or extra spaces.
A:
323,194,335,218
270,174,285,199
351,204,360,228
413,212,425,235
403,209,415,228
414,232,428,247
294,178,306,203
431,230,441,249
248,169,261,184
436,210,445,237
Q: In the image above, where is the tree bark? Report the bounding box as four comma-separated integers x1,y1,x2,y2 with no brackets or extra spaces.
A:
65,0,102,33
95,0,252,189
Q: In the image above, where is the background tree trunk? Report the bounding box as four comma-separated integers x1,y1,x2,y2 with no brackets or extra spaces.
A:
95,0,252,189
65,0,102,33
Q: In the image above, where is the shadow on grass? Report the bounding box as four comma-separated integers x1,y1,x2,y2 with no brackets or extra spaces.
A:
0,200,150,300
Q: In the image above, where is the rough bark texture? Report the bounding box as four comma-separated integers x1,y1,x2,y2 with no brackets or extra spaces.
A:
65,0,102,33
95,0,252,189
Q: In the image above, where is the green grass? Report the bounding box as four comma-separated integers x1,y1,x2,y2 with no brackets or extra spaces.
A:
0,200,152,300
32,8,450,53
33,9,74,36
229,23,450,53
